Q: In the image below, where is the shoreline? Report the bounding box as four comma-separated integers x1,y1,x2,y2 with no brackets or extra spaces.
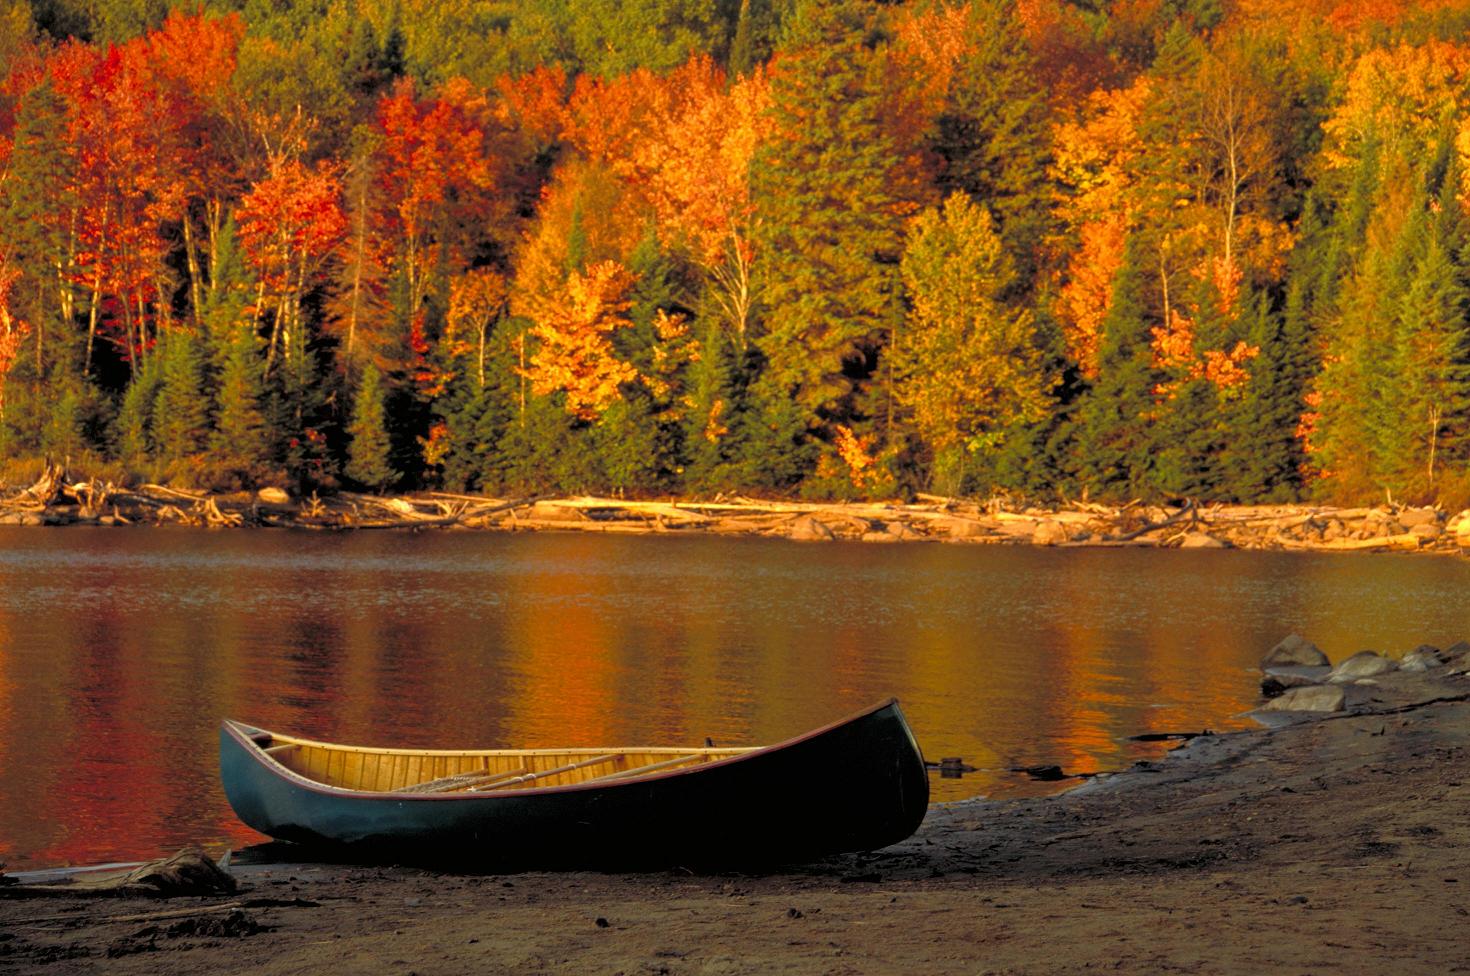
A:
3,466,1469,556
3,650,1469,973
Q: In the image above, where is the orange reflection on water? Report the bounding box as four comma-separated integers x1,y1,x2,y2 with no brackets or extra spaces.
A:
2,532,1470,868
500,543,624,746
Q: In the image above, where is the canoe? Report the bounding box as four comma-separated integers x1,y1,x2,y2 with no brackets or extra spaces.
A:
219,699,929,868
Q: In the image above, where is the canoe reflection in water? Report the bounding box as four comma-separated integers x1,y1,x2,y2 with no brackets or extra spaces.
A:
219,699,930,869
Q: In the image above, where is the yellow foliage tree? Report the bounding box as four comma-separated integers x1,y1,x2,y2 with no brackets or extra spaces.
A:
520,260,639,421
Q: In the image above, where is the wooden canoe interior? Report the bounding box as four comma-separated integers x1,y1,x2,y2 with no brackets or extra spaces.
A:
251,730,758,795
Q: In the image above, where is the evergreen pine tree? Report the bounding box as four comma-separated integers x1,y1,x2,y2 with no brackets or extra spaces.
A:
115,355,164,469
346,363,398,491
153,332,210,463
681,319,741,493
595,232,689,493
733,369,819,491
1313,158,1425,500
1,81,74,373
1070,240,1163,499
40,373,88,462
198,219,251,369
728,0,756,76
928,0,1054,291
211,326,271,474
1387,162,1470,499
1217,294,1303,501
749,0,903,444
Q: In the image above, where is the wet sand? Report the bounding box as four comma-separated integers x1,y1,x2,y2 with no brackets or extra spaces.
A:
4,665,1469,974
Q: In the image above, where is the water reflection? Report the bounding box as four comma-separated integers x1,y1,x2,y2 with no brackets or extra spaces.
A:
1,528,1468,869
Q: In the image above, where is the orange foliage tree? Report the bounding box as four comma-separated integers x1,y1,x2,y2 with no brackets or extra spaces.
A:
519,259,639,420
236,158,348,373
565,56,773,344
51,39,190,372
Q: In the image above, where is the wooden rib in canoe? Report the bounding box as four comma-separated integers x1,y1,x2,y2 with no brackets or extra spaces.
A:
218,699,929,868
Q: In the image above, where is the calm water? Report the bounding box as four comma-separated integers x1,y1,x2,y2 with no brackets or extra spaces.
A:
1,527,1468,870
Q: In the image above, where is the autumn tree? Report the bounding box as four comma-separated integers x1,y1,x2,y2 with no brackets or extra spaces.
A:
356,78,496,369
519,259,639,421
895,193,1052,492
236,157,348,376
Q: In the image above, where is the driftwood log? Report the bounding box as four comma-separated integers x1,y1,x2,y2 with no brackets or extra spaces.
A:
1,464,1468,555
0,848,236,900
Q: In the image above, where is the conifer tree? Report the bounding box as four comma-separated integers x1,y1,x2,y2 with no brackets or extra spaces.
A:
1071,239,1162,498
211,326,270,473
595,233,691,493
154,332,210,463
1217,295,1303,501
928,0,1054,290
1387,166,1470,498
346,363,398,491
682,319,741,492
1311,161,1424,500
749,0,903,442
40,374,89,461
733,367,819,491
1,79,78,379
115,356,164,469
728,0,756,76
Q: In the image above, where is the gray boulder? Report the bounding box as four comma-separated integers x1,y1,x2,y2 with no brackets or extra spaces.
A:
1261,671,1323,699
1329,650,1396,683
1261,685,1346,713
788,516,834,542
1179,532,1229,549
1410,522,1442,541
1398,507,1441,528
1032,520,1069,547
1399,645,1444,672
1262,634,1330,670
861,522,919,543
887,521,920,541
941,517,987,540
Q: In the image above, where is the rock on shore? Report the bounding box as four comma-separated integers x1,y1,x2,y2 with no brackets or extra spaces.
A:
1261,634,1330,669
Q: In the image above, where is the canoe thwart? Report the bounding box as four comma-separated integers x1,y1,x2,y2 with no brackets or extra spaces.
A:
583,753,706,784
469,754,621,792
394,766,526,794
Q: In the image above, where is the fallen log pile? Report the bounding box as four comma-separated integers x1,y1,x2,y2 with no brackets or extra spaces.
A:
2,462,1468,554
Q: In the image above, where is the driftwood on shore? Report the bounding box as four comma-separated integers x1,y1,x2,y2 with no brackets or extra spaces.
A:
3,461,1470,555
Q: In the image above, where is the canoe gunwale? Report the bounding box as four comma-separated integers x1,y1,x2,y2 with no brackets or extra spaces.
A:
221,697,908,803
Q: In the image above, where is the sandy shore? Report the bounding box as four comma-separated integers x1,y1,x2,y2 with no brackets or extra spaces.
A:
4,660,1468,974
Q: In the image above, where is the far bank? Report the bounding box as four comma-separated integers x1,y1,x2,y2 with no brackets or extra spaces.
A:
3,464,1470,557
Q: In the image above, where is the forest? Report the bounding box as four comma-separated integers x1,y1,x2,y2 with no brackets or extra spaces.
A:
1,0,1469,505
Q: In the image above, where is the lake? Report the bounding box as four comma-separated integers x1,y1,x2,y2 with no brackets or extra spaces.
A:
1,527,1467,870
